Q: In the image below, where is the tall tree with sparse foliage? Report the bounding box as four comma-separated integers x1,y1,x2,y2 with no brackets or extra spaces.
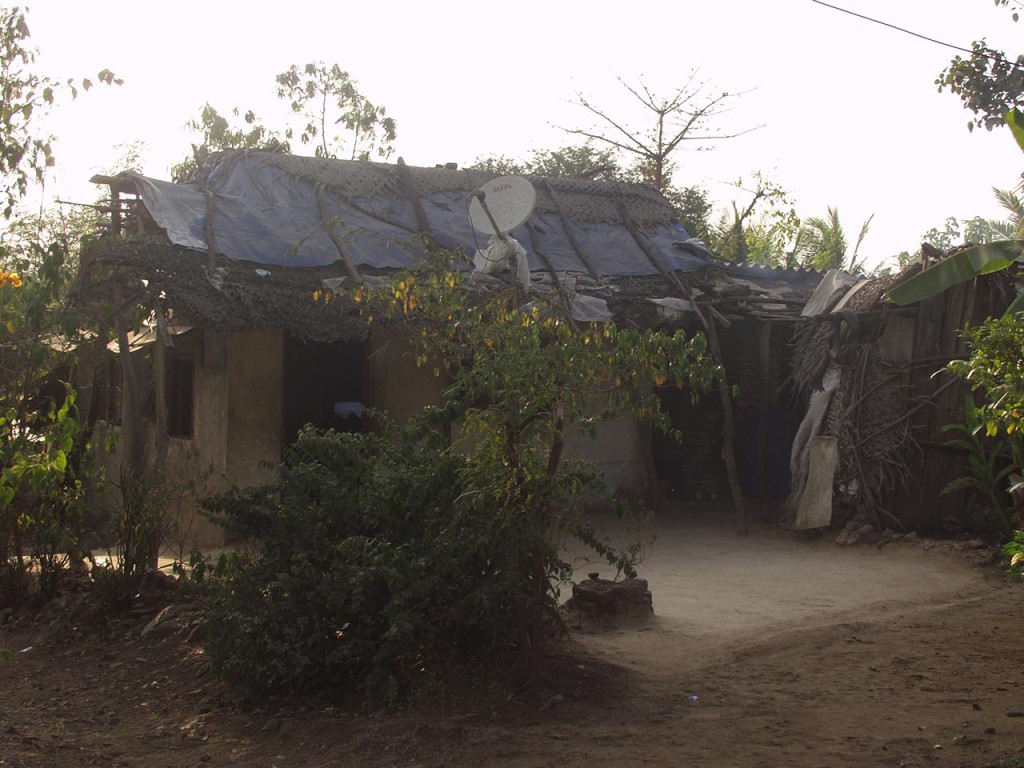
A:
276,62,397,161
172,62,397,180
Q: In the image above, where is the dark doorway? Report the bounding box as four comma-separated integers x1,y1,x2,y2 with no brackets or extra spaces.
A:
651,319,804,507
283,337,366,444
652,385,726,503
166,354,195,438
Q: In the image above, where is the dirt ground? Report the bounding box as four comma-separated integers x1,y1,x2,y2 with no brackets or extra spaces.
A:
2,506,1024,768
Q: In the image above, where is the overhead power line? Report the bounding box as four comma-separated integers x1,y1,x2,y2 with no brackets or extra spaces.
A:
811,0,1023,69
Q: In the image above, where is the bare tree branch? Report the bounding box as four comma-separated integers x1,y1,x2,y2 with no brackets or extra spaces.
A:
561,75,758,193
570,95,651,156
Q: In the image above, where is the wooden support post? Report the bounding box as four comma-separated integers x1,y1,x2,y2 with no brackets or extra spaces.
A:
113,286,145,482
757,322,772,504
153,323,169,474
111,188,121,237
704,316,749,535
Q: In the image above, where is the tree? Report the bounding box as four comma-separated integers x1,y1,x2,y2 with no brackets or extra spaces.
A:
171,104,288,182
0,7,120,218
275,62,396,161
937,1,1023,132
565,75,756,193
472,143,622,181
0,212,98,607
366,270,725,662
923,214,1011,252
888,107,1024,313
705,177,873,272
559,75,757,246
791,207,873,273
706,173,798,265
173,63,397,180
873,250,919,278
671,184,713,245
993,183,1024,238
945,314,1024,539
920,185,1023,252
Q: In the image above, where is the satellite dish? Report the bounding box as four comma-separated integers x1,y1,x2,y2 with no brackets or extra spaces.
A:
469,176,536,236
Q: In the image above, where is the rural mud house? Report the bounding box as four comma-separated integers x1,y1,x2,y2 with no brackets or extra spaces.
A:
81,150,821,545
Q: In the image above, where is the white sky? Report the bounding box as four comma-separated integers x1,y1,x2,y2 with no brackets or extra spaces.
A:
19,0,1024,271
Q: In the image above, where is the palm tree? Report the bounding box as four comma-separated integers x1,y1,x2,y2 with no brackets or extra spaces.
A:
992,184,1023,239
792,207,873,273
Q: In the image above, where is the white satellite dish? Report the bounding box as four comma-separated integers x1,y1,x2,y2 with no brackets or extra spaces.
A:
469,176,536,236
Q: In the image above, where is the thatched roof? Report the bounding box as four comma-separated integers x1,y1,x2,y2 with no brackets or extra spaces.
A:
84,153,824,340
81,235,368,343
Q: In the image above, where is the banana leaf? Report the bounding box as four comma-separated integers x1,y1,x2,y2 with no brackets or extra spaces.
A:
886,240,1023,306
1006,288,1024,315
1008,107,1024,153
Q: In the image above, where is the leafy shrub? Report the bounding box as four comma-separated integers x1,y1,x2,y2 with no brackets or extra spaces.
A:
203,426,533,704
947,314,1024,559
941,397,1019,536
0,387,89,608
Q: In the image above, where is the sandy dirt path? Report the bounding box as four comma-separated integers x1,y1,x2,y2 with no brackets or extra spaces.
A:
544,509,1024,768
567,509,986,670
2,510,1022,768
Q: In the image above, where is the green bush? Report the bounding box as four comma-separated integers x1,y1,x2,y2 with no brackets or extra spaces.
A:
947,313,1024,560
203,426,538,704
0,387,89,608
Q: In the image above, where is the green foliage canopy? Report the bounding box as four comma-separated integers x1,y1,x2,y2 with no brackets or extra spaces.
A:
173,62,397,180
937,2,1023,132
948,314,1024,445
171,104,288,182
275,62,397,161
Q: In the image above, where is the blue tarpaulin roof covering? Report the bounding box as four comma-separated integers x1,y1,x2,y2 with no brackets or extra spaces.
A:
120,151,719,277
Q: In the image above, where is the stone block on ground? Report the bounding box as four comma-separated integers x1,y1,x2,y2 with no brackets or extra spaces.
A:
565,577,653,621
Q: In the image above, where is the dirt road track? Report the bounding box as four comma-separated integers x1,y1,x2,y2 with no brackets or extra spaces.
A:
2,512,1022,767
